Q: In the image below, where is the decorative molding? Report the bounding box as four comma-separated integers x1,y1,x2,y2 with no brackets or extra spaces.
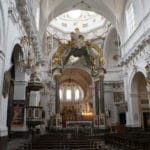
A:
16,0,42,61
119,34,150,67
8,4,19,23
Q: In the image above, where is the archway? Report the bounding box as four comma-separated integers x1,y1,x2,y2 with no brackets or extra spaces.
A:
40,0,118,42
59,68,93,127
103,27,121,69
130,72,149,128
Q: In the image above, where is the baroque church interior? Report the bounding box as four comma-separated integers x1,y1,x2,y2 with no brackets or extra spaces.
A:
0,0,150,149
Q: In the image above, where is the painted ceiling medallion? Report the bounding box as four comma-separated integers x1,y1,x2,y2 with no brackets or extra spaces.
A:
50,10,106,33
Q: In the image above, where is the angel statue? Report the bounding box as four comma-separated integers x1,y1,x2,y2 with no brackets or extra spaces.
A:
52,28,105,76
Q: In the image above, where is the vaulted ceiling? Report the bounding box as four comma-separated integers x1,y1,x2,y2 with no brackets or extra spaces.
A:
39,0,127,41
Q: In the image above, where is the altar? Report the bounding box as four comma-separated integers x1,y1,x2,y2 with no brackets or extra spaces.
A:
66,121,92,128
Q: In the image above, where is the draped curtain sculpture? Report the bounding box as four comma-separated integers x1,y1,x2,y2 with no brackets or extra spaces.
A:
51,28,105,77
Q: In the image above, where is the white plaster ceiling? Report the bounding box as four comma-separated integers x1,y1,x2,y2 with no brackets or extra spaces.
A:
39,0,126,41
47,9,110,41
49,10,106,33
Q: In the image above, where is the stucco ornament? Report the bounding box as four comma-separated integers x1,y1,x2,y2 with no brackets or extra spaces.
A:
51,29,104,76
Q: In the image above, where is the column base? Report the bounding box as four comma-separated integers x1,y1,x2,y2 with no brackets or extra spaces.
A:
0,126,8,150
0,126,8,136
0,136,8,150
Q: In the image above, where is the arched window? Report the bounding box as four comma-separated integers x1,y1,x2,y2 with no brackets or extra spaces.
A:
126,3,135,35
59,89,62,99
60,81,84,102
75,89,80,100
66,89,71,100
36,7,40,30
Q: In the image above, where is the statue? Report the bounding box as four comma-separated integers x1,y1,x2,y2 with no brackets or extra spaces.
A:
70,28,86,50
52,28,104,75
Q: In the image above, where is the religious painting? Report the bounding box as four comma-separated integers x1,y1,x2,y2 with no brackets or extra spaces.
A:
11,101,25,126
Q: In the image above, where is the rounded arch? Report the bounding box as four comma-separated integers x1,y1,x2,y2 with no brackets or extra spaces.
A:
129,69,146,92
39,0,117,42
63,66,96,84
131,72,147,93
60,68,93,88
129,71,148,128
103,27,121,68
11,44,23,65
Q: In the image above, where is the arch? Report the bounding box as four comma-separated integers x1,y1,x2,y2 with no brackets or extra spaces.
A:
131,72,146,93
11,44,23,65
103,27,121,68
60,68,92,90
39,0,117,43
59,68,94,126
129,71,148,128
129,68,146,92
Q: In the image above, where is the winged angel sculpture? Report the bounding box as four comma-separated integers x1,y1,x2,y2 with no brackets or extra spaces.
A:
52,28,105,76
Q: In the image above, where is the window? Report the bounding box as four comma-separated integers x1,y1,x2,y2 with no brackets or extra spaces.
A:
66,89,71,100
60,81,84,101
36,7,40,30
75,89,80,100
59,89,62,99
126,3,135,35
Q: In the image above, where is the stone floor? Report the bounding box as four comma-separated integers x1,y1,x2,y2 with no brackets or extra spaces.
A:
7,138,31,150
7,138,123,150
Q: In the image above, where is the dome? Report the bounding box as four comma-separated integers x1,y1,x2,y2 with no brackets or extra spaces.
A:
50,10,106,33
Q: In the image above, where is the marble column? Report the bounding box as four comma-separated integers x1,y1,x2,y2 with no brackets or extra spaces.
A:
94,68,106,127
94,80,100,115
114,104,119,124
94,78,105,115
55,77,60,114
99,79,105,114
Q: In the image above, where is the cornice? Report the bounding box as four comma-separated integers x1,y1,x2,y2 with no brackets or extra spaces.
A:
119,35,150,67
